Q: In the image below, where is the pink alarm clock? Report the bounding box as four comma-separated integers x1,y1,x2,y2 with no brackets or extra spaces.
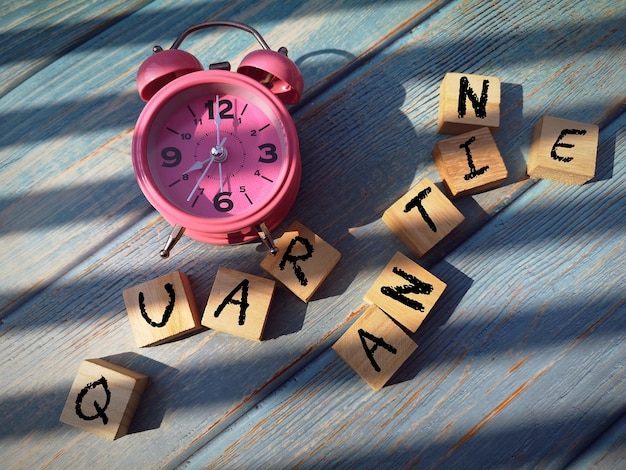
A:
132,21,303,258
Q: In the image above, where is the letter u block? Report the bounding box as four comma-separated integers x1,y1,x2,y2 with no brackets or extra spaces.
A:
527,116,599,185
438,72,501,135
60,358,149,440
333,304,417,391
123,270,202,347
202,267,276,341
260,221,341,302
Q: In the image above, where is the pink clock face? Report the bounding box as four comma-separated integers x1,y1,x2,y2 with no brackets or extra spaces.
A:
146,82,289,221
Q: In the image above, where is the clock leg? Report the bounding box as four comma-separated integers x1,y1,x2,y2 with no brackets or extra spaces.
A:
255,223,279,255
160,225,186,258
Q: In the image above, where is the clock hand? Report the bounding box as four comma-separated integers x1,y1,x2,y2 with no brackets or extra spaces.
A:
187,154,215,202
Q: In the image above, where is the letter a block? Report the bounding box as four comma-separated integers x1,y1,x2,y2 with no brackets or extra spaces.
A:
261,221,341,302
364,251,446,333
383,178,464,257
60,358,149,440
202,267,276,341
527,116,599,185
432,127,508,197
123,270,202,347
333,304,417,391
438,72,501,135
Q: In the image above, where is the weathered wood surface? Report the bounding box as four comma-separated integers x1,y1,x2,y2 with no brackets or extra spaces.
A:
1,0,624,468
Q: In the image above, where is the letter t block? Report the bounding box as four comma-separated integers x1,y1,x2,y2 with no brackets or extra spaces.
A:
60,358,149,440
333,304,417,391
527,116,599,185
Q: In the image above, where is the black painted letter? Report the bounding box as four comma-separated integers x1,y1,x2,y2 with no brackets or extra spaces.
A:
214,279,250,326
551,128,587,162
404,186,436,232
358,328,397,372
458,76,489,119
279,236,314,286
380,266,433,312
138,282,175,328
460,135,489,180
75,376,111,424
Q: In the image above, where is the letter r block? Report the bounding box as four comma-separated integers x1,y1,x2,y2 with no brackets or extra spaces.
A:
382,178,464,257
432,127,508,198
260,221,341,302
60,358,149,440
527,116,599,185
333,304,417,391
202,267,276,341
438,72,501,135
364,251,446,333
122,270,202,347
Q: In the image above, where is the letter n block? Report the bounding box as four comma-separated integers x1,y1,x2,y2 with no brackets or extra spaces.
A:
527,116,599,185
364,251,446,332
382,178,464,257
123,270,202,347
202,267,276,341
60,358,149,440
432,127,508,197
438,72,501,134
333,304,417,391
260,221,341,302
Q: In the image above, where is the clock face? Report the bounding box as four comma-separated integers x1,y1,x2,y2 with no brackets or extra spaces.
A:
132,69,301,246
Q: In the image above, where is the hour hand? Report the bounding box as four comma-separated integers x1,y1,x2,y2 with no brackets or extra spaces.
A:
182,160,204,174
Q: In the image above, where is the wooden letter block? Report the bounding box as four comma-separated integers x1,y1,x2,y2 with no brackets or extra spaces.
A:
527,115,599,185
382,178,464,257
260,221,341,302
123,270,202,347
432,127,508,197
60,358,148,440
364,251,446,333
333,304,417,391
202,267,276,341
438,72,501,134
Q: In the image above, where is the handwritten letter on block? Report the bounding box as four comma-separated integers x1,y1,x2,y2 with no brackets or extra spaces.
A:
333,305,417,391
261,221,341,302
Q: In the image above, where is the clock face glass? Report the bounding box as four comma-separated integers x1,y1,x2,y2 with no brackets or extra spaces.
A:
146,82,288,220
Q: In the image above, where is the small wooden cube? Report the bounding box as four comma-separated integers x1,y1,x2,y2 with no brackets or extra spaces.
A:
364,251,446,333
202,267,276,341
432,127,508,197
527,115,599,185
333,304,418,391
60,358,148,440
438,72,501,134
382,178,464,257
123,270,202,347
260,221,341,302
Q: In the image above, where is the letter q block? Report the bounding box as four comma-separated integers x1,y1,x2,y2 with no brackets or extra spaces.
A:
123,270,202,347
60,358,149,440
527,116,599,185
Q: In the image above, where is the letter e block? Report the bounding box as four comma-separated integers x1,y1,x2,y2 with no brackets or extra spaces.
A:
364,251,446,333
123,270,202,347
432,127,508,197
261,222,341,302
527,116,599,185
60,358,148,440
382,178,464,257
438,72,501,134
333,305,417,391
202,267,276,341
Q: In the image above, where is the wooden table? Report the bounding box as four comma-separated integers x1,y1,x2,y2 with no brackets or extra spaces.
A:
2,1,624,468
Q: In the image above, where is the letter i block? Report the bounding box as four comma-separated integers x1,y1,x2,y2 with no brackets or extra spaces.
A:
123,270,202,347
202,267,276,341
333,304,418,391
261,221,341,302
60,358,149,440
364,251,446,333
382,178,464,257
527,116,599,185
432,127,508,197
438,72,501,135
